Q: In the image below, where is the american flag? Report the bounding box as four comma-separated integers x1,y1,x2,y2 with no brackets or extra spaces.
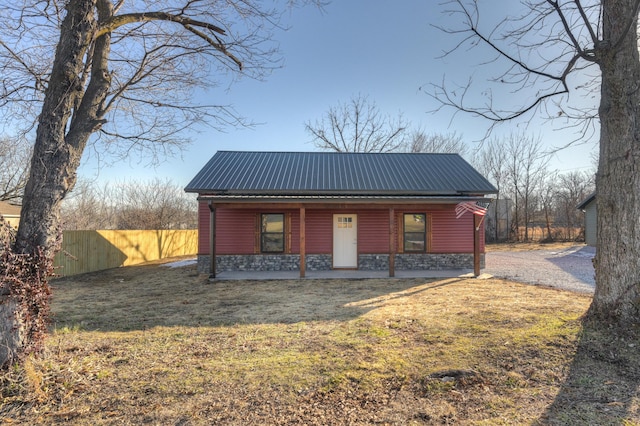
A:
455,201,489,219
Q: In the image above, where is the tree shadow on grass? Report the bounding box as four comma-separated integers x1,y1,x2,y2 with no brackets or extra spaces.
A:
49,263,463,332
539,320,640,424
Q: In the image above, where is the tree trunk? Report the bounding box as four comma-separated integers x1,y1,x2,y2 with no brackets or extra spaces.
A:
4,0,110,365
15,0,109,256
545,205,552,241
588,1,640,325
14,0,93,255
0,293,24,366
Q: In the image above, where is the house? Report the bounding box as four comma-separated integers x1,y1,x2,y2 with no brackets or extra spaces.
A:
184,151,498,278
0,201,21,229
577,192,596,246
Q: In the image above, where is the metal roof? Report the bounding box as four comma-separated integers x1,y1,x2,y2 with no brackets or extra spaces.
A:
185,151,498,196
577,191,596,210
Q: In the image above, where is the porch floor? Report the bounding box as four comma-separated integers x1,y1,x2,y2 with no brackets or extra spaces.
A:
211,269,485,281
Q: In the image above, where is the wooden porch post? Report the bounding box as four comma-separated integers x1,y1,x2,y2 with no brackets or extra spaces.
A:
473,213,480,277
389,208,396,277
208,202,216,279
300,207,306,278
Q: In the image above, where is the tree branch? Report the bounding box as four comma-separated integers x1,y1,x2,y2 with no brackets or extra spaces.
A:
96,11,241,69
546,0,596,61
97,12,226,37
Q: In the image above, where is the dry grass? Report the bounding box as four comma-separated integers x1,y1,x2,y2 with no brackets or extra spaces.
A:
1,259,639,425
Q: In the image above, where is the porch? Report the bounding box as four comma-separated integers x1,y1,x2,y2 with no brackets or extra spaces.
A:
210,268,483,281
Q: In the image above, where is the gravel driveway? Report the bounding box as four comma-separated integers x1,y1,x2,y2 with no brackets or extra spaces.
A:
485,245,595,293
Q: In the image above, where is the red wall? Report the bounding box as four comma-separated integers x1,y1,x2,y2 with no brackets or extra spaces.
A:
197,201,209,255
197,204,484,255
357,209,390,253
431,210,471,252
216,209,256,254
290,211,300,253
305,210,332,253
430,207,485,252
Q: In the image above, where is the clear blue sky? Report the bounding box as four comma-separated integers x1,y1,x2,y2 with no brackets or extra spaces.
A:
78,1,598,188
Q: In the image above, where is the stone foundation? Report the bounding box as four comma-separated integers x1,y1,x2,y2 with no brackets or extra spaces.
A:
198,253,483,274
394,253,484,270
306,254,332,271
359,254,390,270
197,254,300,274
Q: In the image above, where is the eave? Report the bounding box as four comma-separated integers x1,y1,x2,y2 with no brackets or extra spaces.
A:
197,193,494,207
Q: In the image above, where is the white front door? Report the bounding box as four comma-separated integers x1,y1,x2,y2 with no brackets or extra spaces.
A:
333,214,358,268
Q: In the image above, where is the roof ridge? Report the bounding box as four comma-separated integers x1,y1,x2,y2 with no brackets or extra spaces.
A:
216,150,459,155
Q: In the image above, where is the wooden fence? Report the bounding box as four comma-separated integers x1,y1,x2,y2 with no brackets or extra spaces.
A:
53,230,198,277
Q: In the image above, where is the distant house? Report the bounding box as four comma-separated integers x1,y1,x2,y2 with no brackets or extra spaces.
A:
577,192,596,246
0,201,21,229
185,151,498,278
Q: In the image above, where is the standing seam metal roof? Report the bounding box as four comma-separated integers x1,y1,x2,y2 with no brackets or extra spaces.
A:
184,151,498,195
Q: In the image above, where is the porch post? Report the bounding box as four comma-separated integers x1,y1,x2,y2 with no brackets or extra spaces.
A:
300,207,306,278
208,202,216,279
473,213,480,277
389,208,396,277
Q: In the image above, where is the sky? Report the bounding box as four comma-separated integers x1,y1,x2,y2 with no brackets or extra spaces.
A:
77,0,599,190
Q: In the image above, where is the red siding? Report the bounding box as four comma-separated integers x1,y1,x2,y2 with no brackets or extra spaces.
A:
431,210,471,252
357,210,389,253
197,201,210,255
198,204,484,257
290,211,300,253
217,209,256,254
430,206,485,252
199,204,256,255
201,208,304,255
306,210,332,253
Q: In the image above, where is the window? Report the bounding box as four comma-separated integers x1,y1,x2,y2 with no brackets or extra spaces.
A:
403,213,426,252
337,216,353,228
261,213,284,253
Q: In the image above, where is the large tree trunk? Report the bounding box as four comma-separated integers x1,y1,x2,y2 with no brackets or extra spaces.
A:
3,0,110,365
588,1,640,325
15,0,109,256
14,0,93,256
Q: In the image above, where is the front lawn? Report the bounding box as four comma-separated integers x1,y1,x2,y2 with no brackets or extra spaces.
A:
1,261,638,424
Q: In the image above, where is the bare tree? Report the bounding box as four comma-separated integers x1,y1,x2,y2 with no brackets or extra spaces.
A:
538,172,558,242
60,180,112,230
0,0,322,364
0,137,31,203
473,138,508,242
430,0,640,326
8,0,320,256
305,94,410,153
61,178,196,230
404,131,469,157
555,170,594,240
112,178,196,230
504,134,549,242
